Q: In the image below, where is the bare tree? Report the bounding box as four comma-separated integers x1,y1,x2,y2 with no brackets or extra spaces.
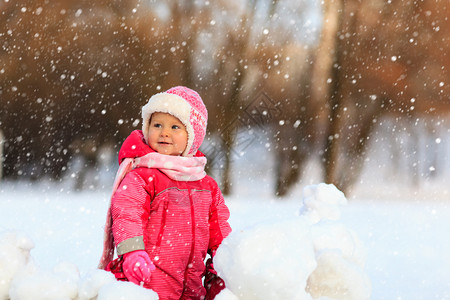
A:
195,0,258,195
0,0,164,180
311,0,345,187
200,0,316,196
313,0,450,193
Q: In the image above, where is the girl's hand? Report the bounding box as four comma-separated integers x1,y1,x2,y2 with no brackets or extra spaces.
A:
122,250,156,286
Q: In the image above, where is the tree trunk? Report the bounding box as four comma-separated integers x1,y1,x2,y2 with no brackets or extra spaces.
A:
338,107,383,193
320,0,346,186
310,0,343,108
0,129,4,180
221,63,245,195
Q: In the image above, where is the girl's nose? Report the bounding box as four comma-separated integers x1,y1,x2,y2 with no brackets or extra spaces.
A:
160,128,169,137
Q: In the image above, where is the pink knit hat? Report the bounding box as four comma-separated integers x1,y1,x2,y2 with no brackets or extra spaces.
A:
141,86,208,156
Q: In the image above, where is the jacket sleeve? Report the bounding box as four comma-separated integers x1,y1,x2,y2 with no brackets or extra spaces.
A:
208,183,231,251
205,183,231,299
111,171,151,255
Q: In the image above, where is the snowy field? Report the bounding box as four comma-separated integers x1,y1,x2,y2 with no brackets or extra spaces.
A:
1,134,450,299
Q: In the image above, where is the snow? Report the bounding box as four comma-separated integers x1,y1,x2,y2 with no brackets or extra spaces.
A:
214,183,370,300
1,140,450,299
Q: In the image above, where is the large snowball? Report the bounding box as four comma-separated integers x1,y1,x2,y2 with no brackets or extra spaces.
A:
77,269,116,300
215,217,317,300
9,261,79,300
215,183,371,300
306,250,371,300
0,230,35,299
97,280,159,300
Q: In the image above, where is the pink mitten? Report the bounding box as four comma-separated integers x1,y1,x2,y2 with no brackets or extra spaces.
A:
122,250,156,285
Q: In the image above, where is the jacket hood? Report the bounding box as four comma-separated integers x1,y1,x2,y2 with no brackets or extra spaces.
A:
118,130,205,164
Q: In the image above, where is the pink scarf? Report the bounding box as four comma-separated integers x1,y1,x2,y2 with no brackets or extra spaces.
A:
98,152,207,269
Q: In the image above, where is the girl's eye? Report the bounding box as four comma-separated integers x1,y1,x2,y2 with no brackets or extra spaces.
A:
172,125,180,129
153,123,162,128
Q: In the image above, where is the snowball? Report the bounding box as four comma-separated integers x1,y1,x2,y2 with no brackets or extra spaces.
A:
77,269,116,300
214,183,370,300
0,230,35,299
9,261,79,300
311,221,367,268
215,218,316,300
97,280,158,300
306,250,371,300
0,228,156,300
300,183,347,224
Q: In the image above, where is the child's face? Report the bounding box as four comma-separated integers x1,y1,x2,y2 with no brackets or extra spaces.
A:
147,112,188,156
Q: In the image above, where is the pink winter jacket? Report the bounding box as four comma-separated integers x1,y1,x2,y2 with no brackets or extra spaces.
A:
108,130,231,300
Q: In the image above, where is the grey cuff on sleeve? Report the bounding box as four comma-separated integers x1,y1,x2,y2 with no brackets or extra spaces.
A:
117,236,145,256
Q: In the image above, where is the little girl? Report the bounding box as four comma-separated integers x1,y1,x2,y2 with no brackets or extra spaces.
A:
99,86,232,299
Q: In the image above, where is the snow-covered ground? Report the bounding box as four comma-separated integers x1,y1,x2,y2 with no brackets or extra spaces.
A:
1,131,450,299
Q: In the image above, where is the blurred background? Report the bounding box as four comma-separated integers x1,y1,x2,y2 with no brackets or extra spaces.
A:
1,0,449,197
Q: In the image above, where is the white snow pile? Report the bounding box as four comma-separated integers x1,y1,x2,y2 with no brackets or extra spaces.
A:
0,183,370,300
214,183,371,300
0,230,158,300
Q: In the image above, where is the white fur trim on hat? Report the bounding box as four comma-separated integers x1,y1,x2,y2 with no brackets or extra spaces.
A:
141,93,194,156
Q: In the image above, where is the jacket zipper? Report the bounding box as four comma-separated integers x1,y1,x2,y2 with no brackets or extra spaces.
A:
156,200,169,248
182,188,196,296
